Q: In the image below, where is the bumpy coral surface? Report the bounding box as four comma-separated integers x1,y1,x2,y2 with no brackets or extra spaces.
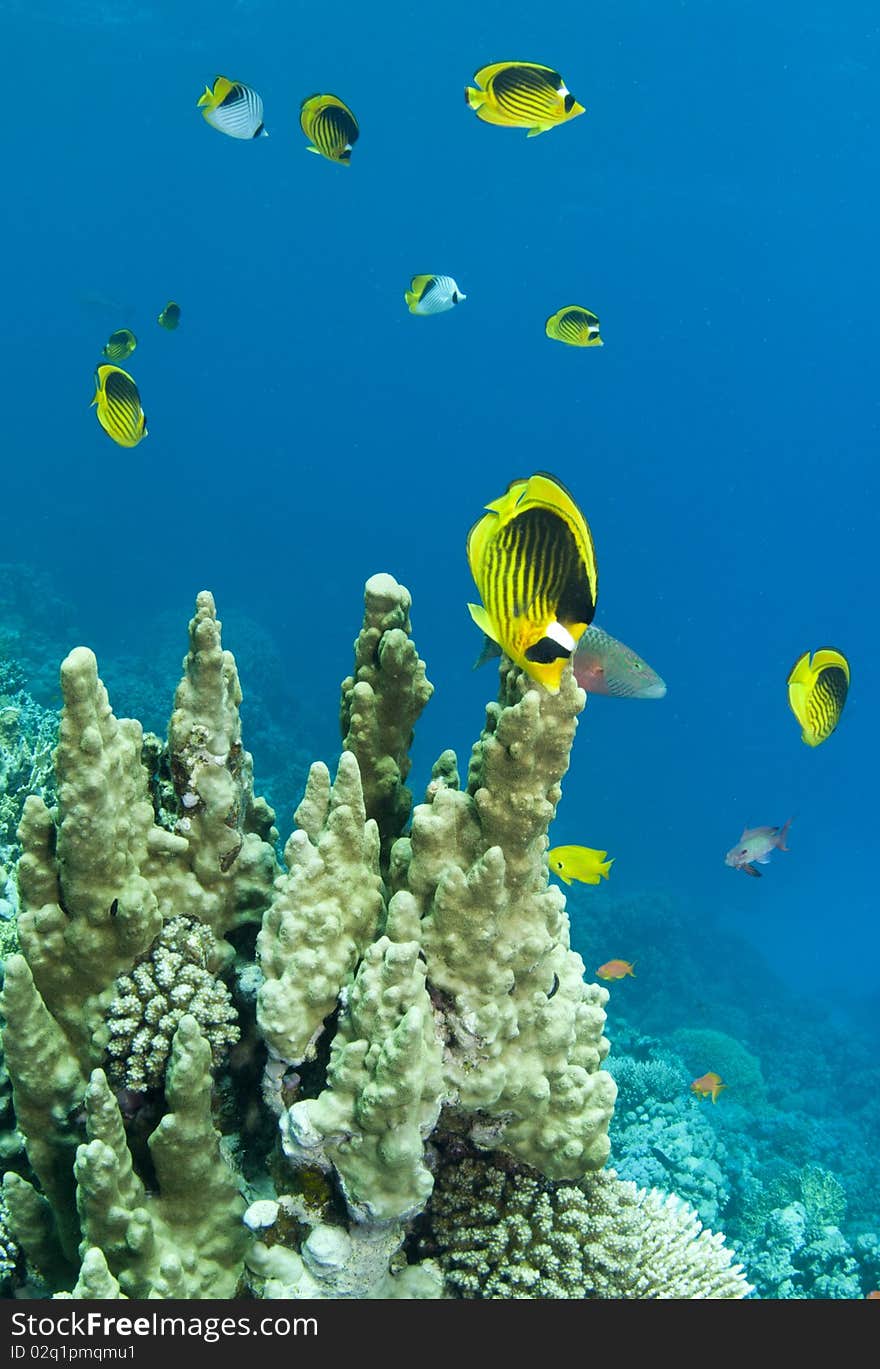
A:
105,916,239,1091
422,1154,753,1299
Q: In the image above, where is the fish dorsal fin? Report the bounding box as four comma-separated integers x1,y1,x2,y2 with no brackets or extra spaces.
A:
467,603,499,644
811,647,850,682
786,650,812,687
409,274,434,299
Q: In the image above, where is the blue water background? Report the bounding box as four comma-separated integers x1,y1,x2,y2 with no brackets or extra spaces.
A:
2,0,878,1012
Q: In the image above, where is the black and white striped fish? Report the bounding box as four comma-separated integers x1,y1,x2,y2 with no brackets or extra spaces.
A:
198,76,267,140
405,275,467,315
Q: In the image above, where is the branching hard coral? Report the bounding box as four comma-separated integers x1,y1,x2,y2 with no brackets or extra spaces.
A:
0,689,57,862
256,751,385,1069
420,1154,752,1298
0,575,757,1299
0,1188,20,1293
281,890,444,1222
105,916,239,1091
339,573,433,878
396,659,616,1180
73,1016,247,1298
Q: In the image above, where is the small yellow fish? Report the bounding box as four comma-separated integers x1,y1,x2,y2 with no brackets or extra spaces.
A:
465,61,585,137
198,76,267,139
91,365,147,448
300,93,359,164
787,647,850,747
548,845,614,885
467,472,598,694
101,328,137,362
545,306,603,348
157,301,181,330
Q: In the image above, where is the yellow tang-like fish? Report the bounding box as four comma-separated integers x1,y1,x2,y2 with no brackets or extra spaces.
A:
548,845,614,885
91,365,147,448
545,306,603,348
300,93,359,164
102,328,137,362
467,471,598,694
198,76,267,139
465,61,585,137
157,301,181,330
787,647,850,746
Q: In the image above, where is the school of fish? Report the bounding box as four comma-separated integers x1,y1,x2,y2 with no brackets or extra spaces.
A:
83,59,852,1082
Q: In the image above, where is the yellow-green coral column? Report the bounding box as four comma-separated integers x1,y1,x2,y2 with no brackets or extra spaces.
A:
406,661,617,1179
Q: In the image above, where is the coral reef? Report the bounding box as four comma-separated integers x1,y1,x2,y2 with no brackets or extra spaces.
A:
421,1154,751,1298
105,916,239,1091
0,686,57,867
0,576,751,1299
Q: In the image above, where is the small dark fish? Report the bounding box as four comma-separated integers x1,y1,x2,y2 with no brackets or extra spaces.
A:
157,301,181,330
219,837,243,873
548,973,560,999
109,898,119,917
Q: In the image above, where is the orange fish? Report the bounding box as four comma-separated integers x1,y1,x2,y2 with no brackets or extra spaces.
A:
691,1071,727,1103
866,1291,880,1299
596,959,635,981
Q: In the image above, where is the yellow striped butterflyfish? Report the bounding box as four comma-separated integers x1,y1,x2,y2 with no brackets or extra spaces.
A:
157,301,181,330
465,61,585,137
101,328,137,362
405,275,466,315
545,306,603,348
787,647,850,747
467,472,598,694
198,77,267,139
91,365,147,448
300,93,359,165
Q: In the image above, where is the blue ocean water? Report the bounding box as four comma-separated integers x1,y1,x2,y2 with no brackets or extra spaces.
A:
1,0,878,1295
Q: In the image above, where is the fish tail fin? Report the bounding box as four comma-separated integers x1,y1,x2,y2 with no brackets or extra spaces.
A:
599,857,614,880
404,289,419,310
776,816,794,850
197,86,214,107
464,85,485,110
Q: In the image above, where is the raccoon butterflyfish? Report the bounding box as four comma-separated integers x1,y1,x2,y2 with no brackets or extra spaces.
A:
465,61,585,137
198,77,267,139
157,301,181,330
545,306,603,348
101,328,137,362
91,365,147,448
405,275,466,315
786,647,850,747
547,845,614,885
299,93,359,164
466,471,598,694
